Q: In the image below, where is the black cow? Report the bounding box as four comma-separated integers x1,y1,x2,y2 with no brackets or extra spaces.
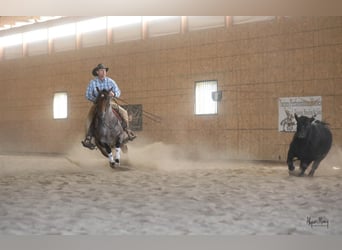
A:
287,114,332,177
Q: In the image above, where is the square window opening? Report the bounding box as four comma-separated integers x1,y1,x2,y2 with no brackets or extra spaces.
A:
195,80,218,115
53,92,68,119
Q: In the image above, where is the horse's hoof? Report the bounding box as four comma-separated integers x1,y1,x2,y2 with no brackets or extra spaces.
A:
109,159,120,169
110,161,116,168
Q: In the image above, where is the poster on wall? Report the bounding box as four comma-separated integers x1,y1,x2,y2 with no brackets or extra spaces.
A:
278,96,322,132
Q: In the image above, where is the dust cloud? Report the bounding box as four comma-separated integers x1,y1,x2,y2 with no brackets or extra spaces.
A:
64,136,342,175
0,133,341,175
320,145,342,175
64,136,244,172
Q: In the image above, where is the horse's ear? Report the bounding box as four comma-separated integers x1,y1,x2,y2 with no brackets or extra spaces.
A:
96,87,100,92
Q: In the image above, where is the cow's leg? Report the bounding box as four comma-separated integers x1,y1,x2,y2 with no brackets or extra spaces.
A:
287,147,296,172
308,159,322,177
299,161,310,176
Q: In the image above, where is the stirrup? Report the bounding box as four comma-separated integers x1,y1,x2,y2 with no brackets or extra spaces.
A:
81,138,96,150
127,130,136,141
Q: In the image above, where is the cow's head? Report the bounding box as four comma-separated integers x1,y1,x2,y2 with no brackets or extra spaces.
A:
295,114,315,139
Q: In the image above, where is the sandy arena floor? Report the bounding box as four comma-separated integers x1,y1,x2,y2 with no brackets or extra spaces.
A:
0,143,341,235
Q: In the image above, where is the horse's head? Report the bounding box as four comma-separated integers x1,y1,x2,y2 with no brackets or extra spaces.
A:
95,87,112,117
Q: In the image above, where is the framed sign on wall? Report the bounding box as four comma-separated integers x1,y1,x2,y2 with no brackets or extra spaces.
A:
122,104,143,131
278,96,322,132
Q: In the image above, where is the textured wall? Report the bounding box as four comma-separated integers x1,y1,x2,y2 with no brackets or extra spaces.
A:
0,17,341,161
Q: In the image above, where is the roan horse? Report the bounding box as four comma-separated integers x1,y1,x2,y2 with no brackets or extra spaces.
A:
93,87,127,168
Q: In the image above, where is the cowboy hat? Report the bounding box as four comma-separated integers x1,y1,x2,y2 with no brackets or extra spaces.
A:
92,63,109,76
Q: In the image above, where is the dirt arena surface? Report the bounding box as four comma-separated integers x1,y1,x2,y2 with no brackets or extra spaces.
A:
0,143,341,235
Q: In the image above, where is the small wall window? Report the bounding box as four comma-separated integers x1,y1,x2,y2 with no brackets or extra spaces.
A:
195,80,218,115
53,92,68,119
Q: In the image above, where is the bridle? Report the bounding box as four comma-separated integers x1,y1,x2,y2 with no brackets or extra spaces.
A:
95,91,118,130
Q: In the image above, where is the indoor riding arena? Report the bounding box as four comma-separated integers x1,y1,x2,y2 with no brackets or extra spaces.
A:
0,16,341,235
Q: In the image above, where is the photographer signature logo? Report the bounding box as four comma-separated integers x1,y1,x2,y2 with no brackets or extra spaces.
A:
307,216,329,229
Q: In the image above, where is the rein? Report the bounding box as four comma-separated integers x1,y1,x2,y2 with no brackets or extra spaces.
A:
115,97,162,123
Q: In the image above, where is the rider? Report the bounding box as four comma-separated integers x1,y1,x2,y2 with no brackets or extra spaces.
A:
81,63,136,150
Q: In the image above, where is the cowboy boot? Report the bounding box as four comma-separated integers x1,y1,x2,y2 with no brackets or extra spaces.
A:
125,128,137,141
120,117,136,141
81,135,96,150
81,119,96,150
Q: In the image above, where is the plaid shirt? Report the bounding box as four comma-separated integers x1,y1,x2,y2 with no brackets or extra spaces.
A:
85,77,121,102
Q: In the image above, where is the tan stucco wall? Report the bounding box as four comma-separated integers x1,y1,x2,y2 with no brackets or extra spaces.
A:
0,17,341,161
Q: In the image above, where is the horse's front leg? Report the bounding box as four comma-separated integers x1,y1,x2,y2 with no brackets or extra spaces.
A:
113,140,121,167
102,143,116,168
106,142,121,168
